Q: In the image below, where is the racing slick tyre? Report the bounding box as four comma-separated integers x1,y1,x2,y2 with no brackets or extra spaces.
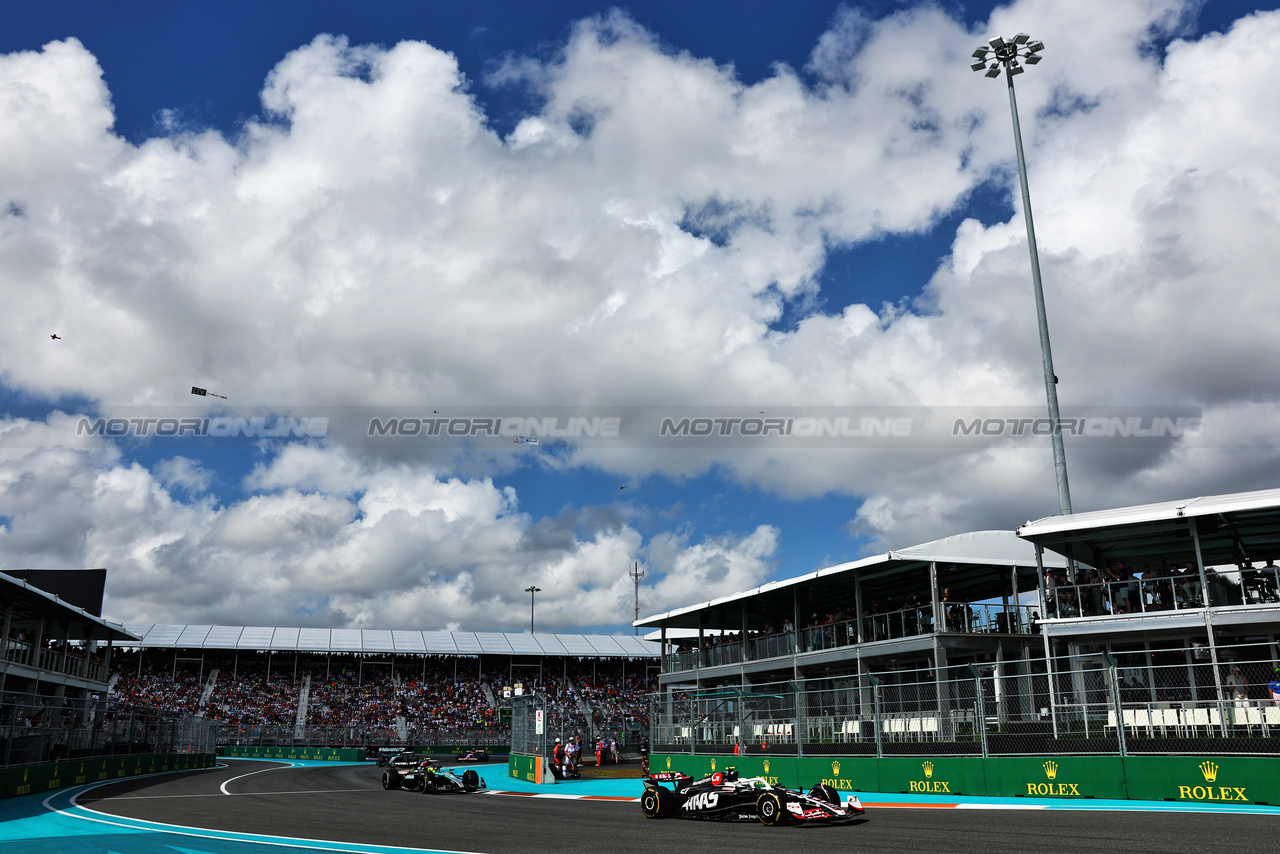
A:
462,769,480,791
640,786,677,819
810,783,840,806
756,791,785,826
382,771,399,790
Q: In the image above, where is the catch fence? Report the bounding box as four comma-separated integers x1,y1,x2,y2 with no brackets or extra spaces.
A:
652,641,1280,757
216,724,507,749
1,694,216,768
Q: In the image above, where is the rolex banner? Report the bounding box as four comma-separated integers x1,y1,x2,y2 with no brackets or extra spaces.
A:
1122,756,1279,805
983,756,1128,800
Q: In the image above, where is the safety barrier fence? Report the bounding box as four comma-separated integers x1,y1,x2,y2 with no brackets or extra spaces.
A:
650,752,1280,805
652,641,1280,759
216,724,507,749
1,695,217,768
0,752,217,800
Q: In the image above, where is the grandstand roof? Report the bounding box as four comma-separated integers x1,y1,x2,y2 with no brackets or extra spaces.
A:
0,570,137,643
119,624,659,657
634,530,1067,630
1016,485,1280,566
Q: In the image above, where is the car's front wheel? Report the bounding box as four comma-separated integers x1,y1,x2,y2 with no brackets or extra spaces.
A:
382,771,399,790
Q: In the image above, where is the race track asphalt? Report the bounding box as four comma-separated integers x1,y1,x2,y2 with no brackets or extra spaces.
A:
54,758,1280,854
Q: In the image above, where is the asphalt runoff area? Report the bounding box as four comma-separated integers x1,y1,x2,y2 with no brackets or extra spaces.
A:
3,758,1278,854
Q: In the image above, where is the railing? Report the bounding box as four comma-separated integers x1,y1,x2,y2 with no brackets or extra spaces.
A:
3,640,107,682
661,602,1043,673
652,642,1280,757
1045,568,1280,618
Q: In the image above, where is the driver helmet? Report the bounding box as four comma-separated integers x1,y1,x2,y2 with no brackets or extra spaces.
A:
722,767,738,782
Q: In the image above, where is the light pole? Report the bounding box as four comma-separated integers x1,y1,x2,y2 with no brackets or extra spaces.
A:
525,585,541,633
629,561,645,635
972,34,1072,516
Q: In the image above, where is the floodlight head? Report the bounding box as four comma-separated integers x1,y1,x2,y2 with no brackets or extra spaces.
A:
1027,40,1045,53
972,47,989,59
989,35,1006,49
1009,62,1024,76
971,60,988,72
985,64,1001,78
1025,53,1042,65
1013,33,1030,45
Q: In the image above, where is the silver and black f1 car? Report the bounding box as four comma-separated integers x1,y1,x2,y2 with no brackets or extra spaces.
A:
381,753,436,789
640,767,864,826
381,754,486,794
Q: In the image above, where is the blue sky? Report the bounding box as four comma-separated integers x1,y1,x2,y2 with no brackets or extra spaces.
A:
3,0,1280,633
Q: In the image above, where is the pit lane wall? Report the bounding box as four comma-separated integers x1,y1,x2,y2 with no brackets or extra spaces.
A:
0,753,216,800
218,745,365,762
650,753,1280,806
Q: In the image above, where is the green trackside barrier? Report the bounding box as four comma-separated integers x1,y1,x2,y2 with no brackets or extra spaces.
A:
507,752,541,783
217,745,364,762
985,755,1127,800
655,753,1277,803
0,753,216,800
798,756,881,793
1122,756,1280,806
877,756,987,796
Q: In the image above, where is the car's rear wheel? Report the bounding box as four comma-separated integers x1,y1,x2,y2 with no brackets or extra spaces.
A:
462,769,480,791
757,791,785,826
641,786,677,818
810,783,840,806
382,771,399,790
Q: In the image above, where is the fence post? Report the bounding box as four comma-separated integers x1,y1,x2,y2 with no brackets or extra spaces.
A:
794,680,805,758
866,673,882,758
968,665,988,758
1103,653,1125,757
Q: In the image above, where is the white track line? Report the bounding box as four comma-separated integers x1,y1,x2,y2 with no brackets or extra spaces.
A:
104,787,381,799
220,762,295,795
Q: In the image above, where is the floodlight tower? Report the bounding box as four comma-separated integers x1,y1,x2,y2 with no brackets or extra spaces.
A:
972,34,1072,516
525,585,541,633
629,561,645,635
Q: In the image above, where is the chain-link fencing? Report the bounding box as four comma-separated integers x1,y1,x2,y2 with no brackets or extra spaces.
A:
652,641,1280,757
1,693,216,768
509,694,547,757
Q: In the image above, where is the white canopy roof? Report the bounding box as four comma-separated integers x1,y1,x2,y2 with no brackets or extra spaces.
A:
121,625,659,658
1017,487,1280,538
1016,486,1280,567
636,530,1066,629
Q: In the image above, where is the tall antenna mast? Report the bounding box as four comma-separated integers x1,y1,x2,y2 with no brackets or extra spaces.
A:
629,561,645,635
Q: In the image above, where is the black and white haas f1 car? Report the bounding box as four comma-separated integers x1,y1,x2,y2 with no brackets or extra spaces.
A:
381,755,486,794
641,767,864,826
455,749,490,762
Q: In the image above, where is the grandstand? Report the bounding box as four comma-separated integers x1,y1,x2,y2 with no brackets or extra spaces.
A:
638,486,1280,759
107,626,659,749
